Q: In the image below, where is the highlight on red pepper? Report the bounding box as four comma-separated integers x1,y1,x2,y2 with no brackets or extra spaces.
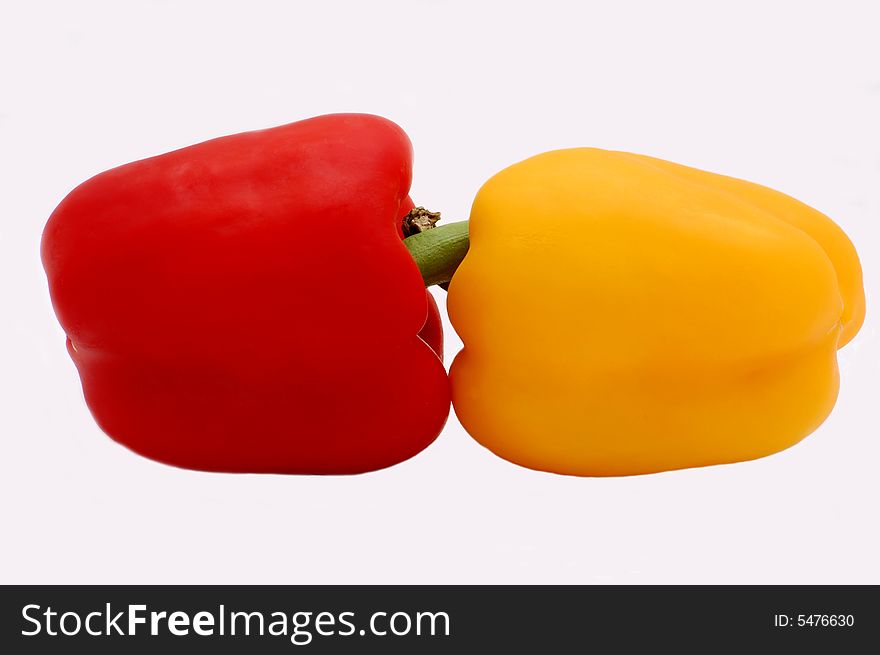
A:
408,149,866,476
41,114,450,474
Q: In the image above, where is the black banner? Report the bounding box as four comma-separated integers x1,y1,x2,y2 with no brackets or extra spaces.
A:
1,586,876,652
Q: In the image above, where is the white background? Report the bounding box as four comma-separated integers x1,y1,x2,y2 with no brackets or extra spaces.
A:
1,0,878,584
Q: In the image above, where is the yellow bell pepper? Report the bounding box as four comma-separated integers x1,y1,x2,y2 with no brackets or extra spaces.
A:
445,149,865,476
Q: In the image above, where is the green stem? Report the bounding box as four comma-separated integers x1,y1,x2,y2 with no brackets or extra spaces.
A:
403,220,470,289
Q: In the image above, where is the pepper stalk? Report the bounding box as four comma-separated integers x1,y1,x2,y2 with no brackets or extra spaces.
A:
401,207,470,289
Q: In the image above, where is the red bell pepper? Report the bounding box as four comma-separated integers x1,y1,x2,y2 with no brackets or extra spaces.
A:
41,114,450,474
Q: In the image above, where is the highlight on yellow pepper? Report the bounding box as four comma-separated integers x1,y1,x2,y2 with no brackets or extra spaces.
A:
435,148,864,476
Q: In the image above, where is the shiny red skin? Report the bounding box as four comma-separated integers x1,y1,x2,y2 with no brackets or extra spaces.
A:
41,114,450,473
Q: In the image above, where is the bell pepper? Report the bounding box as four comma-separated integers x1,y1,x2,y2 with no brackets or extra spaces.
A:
439,148,865,476
41,113,450,474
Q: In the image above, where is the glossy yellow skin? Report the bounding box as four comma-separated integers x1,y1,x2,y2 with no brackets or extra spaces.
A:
448,149,865,476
